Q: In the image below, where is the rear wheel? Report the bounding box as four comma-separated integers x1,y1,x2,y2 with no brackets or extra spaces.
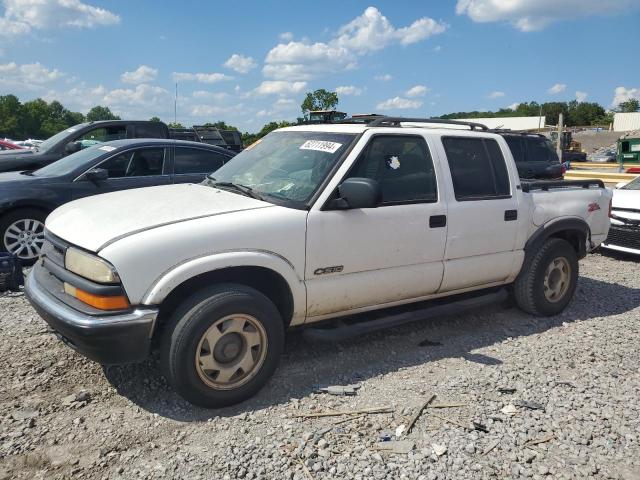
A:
513,238,578,316
0,208,47,266
161,284,284,408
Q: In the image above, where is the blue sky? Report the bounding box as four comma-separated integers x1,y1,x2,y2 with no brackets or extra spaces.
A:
1,0,639,132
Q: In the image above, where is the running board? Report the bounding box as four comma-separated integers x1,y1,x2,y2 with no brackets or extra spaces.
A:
302,289,508,342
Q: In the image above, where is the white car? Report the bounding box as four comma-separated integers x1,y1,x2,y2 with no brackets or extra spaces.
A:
25,118,612,407
602,176,640,255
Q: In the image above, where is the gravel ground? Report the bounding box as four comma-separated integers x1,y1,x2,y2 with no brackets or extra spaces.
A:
1,252,639,480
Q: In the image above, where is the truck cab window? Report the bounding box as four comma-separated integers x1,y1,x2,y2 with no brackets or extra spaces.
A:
347,135,437,204
443,137,510,201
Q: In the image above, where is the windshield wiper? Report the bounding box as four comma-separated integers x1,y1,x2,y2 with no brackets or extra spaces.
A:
212,181,264,200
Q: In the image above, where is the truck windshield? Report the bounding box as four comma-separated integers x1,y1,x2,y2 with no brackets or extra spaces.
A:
208,130,356,206
621,177,640,190
36,124,88,152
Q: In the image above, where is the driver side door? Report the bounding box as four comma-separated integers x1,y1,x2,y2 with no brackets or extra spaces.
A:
304,134,447,319
71,147,171,200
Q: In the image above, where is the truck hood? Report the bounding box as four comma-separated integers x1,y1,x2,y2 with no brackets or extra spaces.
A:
46,183,274,252
612,189,640,211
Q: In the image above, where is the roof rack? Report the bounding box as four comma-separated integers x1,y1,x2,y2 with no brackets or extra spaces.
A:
367,117,489,131
488,128,546,138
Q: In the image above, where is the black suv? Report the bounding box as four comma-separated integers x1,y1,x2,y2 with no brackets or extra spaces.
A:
495,132,564,180
0,120,170,173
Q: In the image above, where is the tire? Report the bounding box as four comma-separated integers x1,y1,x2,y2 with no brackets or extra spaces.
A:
0,208,47,266
513,238,578,316
160,284,285,408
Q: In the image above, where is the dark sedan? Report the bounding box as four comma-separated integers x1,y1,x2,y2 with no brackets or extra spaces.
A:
0,139,235,264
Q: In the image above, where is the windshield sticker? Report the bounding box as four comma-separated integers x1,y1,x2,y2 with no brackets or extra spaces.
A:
98,145,116,152
299,140,342,154
385,155,401,170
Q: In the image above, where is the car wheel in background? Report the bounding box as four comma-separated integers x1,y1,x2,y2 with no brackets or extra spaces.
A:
0,208,47,266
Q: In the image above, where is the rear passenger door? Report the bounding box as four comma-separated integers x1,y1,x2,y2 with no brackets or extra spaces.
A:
172,147,230,184
438,136,520,292
71,147,171,199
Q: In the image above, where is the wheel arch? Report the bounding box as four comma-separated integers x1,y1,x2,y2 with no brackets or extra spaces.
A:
143,251,305,329
0,202,52,220
525,217,590,261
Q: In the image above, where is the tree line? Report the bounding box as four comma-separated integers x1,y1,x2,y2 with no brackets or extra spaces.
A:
0,94,120,139
438,99,640,126
2,90,639,142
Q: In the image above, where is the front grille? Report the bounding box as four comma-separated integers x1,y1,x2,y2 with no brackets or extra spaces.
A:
604,225,640,251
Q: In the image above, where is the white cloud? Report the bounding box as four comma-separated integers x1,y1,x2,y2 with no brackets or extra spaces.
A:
0,0,120,37
575,91,588,102
334,6,446,53
254,80,307,96
190,104,236,116
274,97,295,109
376,96,423,110
279,31,293,41
224,54,257,74
433,45,442,52
547,83,566,95
192,90,228,101
256,109,269,117
406,85,429,97
487,90,505,99
0,61,63,87
612,86,640,107
456,0,640,32
375,74,393,82
336,85,364,96
262,7,446,81
121,65,157,84
103,84,169,107
172,72,232,83
263,41,355,80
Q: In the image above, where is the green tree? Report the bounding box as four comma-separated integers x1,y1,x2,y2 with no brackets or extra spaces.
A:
618,99,640,113
566,101,605,126
301,89,339,118
0,94,22,138
167,122,184,129
149,116,161,122
86,105,120,122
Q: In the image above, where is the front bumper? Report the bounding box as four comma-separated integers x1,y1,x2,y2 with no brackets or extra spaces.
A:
25,267,158,365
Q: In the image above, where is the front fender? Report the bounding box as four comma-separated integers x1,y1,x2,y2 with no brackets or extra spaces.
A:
141,250,307,325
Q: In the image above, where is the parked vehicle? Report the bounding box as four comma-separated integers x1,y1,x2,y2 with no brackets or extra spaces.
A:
601,176,640,255
169,125,244,153
496,131,564,179
25,117,611,408
0,139,235,264
591,148,617,163
0,120,170,173
0,139,24,151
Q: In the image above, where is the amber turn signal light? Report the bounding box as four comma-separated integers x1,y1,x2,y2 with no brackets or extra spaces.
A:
64,283,130,310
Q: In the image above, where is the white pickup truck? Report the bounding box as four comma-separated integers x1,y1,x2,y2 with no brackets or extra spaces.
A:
26,118,612,407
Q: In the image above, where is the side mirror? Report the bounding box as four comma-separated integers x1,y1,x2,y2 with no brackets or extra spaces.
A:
327,177,382,209
83,168,108,182
65,141,82,155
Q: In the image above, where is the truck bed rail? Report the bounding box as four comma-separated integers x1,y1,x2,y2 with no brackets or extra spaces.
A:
521,179,605,193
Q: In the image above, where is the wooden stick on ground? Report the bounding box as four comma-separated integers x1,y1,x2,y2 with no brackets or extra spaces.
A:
294,406,393,419
406,394,437,434
427,403,467,409
523,433,554,447
298,459,314,480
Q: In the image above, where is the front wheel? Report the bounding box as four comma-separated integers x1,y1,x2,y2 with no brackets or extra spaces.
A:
513,238,579,316
160,284,284,408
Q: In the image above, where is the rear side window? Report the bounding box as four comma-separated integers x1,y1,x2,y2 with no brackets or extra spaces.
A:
134,123,166,138
443,137,510,201
174,148,227,174
525,137,558,163
503,136,524,163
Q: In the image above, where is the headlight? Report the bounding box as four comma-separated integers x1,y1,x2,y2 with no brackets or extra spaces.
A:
65,247,120,284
